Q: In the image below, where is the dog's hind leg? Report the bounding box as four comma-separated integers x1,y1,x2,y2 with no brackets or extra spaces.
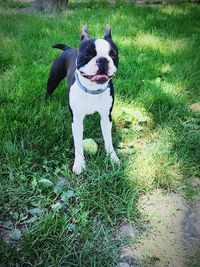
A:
46,56,67,99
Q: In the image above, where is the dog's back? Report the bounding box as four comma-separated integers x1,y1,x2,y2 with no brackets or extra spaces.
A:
46,44,77,98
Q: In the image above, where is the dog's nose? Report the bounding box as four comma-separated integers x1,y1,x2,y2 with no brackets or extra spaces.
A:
96,57,109,65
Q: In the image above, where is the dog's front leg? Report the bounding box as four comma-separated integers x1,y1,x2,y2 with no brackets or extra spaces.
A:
100,113,120,164
72,115,85,174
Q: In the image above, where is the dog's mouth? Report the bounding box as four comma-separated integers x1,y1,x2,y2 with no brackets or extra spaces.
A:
80,72,113,84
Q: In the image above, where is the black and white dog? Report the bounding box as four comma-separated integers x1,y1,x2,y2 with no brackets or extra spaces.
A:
46,25,120,174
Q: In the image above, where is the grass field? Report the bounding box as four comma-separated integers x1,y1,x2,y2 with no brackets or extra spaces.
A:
0,1,200,266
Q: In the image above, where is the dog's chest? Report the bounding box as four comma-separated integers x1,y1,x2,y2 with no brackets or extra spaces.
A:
69,82,113,116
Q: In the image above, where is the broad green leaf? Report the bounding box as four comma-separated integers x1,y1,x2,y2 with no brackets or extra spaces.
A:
30,200,40,207
66,190,75,199
38,178,54,188
19,213,28,221
10,211,19,220
54,181,65,195
3,220,12,227
51,202,63,212
69,223,76,231
10,229,22,241
61,190,75,203
61,192,69,203
29,207,43,215
25,216,38,224
31,177,38,189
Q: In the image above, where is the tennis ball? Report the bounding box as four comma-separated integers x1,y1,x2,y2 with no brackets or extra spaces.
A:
83,138,98,155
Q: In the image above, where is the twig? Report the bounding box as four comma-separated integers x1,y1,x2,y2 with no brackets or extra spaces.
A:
0,224,12,230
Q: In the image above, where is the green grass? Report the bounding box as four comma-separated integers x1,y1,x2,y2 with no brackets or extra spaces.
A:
0,0,31,9
0,1,200,266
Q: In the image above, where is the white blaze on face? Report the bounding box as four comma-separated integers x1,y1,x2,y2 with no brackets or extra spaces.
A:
95,39,110,56
79,39,117,77
94,39,117,76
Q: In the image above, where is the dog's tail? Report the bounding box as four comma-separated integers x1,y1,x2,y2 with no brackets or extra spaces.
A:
52,43,71,51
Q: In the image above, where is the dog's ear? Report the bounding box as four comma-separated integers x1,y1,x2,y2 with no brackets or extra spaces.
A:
81,25,89,41
104,24,112,39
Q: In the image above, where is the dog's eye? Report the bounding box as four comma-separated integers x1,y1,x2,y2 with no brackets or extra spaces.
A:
84,49,97,58
109,50,117,58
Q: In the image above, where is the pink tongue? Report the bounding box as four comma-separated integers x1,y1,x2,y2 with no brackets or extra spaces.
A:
91,74,108,82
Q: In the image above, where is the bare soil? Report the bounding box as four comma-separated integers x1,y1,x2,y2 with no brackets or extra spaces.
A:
117,189,200,267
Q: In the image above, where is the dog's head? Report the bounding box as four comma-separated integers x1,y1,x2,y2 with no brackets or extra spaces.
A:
76,25,118,85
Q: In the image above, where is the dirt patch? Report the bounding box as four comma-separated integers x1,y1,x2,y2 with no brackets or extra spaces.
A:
190,102,200,113
116,223,141,240
117,189,200,266
14,6,35,13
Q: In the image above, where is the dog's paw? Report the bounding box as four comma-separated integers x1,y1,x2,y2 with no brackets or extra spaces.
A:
110,152,120,165
72,159,85,175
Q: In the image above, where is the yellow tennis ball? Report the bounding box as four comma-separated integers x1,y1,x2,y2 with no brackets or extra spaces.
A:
83,138,98,155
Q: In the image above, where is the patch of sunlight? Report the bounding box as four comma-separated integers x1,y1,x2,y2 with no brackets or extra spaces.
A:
128,128,183,190
117,36,134,47
41,28,51,36
113,99,153,129
163,82,184,95
1,36,16,49
160,64,172,74
134,33,188,54
135,33,162,50
113,99,154,156
0,7,13,14
62,8,74,16
160,5,189,16
154,78,185,95
166,39,188,54
131,146,157,189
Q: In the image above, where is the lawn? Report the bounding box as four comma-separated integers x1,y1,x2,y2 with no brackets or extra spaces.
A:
0,1,200,266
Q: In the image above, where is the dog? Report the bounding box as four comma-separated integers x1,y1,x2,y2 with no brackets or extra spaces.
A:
46,25,120,174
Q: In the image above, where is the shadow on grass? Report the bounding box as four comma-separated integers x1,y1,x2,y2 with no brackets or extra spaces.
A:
110,3,200,193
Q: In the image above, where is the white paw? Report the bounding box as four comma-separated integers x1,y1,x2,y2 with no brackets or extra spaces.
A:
110,152,120,165
72,159,85,175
